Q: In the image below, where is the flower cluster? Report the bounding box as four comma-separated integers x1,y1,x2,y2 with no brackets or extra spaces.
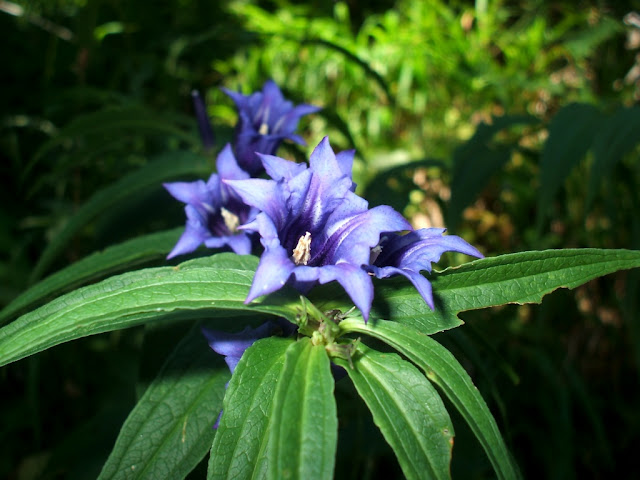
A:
164,145,255,258
226,136,482,319
166,80,482,419
222,80,320,175
164,81,318,258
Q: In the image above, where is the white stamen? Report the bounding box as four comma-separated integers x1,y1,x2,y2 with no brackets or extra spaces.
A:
292,232,312,265
259,122,269,135
370,242,384,264
221,207,240,233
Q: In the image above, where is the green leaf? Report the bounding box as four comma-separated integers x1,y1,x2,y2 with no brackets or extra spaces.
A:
0,254,299,367
363,156,445,212
208,336,293,479
301,37,394,106
339,319,520,480
448,115,536,231
30,150,211,281
335,344,454,480
268,338,337,480
0,228,182,326
536,103,603,229
27,106,200,177
564,16,622,59
450,146,511,232
426,248,640,308
314,248,640,334
98,323,229,480
586,106,640,211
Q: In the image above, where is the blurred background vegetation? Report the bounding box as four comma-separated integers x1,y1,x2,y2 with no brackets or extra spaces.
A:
2,0,640,478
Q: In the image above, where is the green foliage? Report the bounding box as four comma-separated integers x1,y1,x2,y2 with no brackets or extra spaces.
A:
536,103,604,230
98,324,229,480
2,0,640,478
3,247,640,477
208,336,292,479
340,319,520,480
0,254,299,367
336,345,454,480
266,338,337,480
0,228,181,325
30,150,211,281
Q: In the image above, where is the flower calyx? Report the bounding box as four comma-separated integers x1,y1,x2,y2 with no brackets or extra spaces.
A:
295,297,358,366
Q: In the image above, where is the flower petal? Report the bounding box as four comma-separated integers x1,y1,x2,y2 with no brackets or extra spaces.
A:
216,143,250,181
370,265,435,309
225,178,284,226
202,321,277,372
258,152,308,182
317,205,411,266
375,228,483,273
335,149,355,178
292,263,374,320
167,209,208,259
163,180,210,206
245,245,295,303
221,87,249,109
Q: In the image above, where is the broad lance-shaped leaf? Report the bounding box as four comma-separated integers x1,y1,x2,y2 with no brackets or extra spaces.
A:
0,228,182,326
448,114,536,231
302,37,394,106
586,105,640,212
208,336,293,479
31,150,211,281
313,248,640,334
98,324,229,480
26,106,200,181
267,338,337,480
335,344,454,480
339,319,521,480
536,103,603,230
0,254,299,368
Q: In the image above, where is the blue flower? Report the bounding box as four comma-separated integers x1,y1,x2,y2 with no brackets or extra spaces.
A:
191,90,215,150
222,80,320,175
164,144,256,258
225,137,411,321
202,321,287,375
202,319,296,428
368,228,483,308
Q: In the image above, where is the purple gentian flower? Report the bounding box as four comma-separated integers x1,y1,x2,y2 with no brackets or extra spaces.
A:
191,90,215,150
368,229,483,309
202,319,296,428
164,144,256,259
226,137,411,321
222,80,320,175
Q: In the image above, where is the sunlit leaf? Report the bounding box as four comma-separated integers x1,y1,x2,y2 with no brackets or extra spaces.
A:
335,344,454,480
339,319,521,480
207,336,293,479
313,248,640,333
267,338,337,480
0,254,299,367
0,228,181,326
98,324,228,480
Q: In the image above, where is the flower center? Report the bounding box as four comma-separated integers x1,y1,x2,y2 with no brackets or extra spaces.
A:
221,207,240,233
292,232,312,265
259,122,269,135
